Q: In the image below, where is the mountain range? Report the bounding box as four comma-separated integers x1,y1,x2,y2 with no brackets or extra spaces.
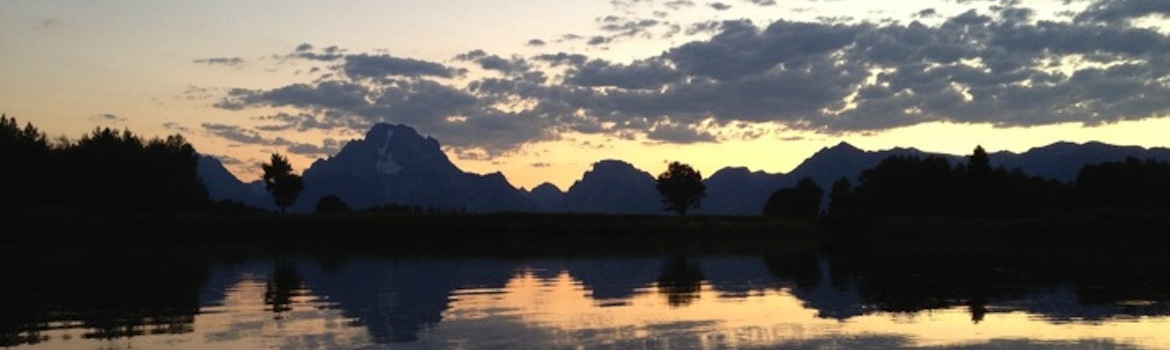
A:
197,123,1170,215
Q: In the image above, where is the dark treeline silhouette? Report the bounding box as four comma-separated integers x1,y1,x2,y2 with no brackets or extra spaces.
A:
763,177,822,217
765,145,1094,219
841,146,1072,217
1076,157,1170,211
1,115,209,213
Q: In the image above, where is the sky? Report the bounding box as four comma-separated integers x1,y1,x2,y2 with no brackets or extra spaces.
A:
3,0,1170,190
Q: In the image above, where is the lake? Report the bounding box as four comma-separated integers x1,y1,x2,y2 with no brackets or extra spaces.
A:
1,245,1168,350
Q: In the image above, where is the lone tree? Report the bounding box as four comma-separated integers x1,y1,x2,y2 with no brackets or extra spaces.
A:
262,153,304,214
655,161,706,215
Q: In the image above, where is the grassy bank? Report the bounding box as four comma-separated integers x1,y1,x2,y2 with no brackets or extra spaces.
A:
822,208,1170,258
0,211,825,256
4,208,1170,257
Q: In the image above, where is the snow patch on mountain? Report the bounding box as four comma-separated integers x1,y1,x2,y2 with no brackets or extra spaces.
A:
375,129,402,175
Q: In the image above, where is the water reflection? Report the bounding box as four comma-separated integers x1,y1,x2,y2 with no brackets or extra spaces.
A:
263,260,304,317
2,248,1170,349
0,249,207,347
657,254,704,307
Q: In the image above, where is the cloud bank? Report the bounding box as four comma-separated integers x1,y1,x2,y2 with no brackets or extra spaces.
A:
207,0,1170,160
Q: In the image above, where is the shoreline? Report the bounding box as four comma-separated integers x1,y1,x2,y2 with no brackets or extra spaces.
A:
3,209,1169,256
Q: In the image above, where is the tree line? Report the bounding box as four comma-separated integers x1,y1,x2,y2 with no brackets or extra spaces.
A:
0,115,209,213
762,145,1170,218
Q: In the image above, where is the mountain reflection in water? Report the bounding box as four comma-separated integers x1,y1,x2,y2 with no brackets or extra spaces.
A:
1,248,1169,349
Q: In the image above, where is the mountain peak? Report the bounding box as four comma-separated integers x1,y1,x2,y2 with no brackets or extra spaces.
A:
710,166,751,178
590,159,648,175
814,142,865,158
826,141,862,152
363,123,427,143
559,158,660,214
530,182,563,193
287,122,537,213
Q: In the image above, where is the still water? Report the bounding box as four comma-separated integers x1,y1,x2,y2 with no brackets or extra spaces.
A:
1,247,1168,349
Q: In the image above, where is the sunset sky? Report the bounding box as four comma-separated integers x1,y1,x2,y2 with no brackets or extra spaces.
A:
3,0,1170,190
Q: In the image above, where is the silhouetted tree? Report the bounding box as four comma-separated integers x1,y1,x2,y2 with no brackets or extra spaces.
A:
315,195,351,213
764,177,823,217
262,153,304,214
0,115,51,210
964,145,994,216
967,145,991,181
827,177,856,217
655,161,706,216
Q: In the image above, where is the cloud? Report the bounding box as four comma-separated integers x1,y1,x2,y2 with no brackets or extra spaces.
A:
89,113,127,124
162,122,190,133
343,54,457,79
745,0,775,6
587,36,612,46
533,52,589,67
218,81,372,112
253,112,349,132
456,50,531,75
207,153,245,166
560,33,585,42
686,21,724,35
672,20,861,80
526,39,547,46
97,113,126,121
646,122,717,143
566,59,682,89
598,17,663,39
708,2,732,11
180,85,218,101
1075,0,1170,23
202,123,265,144
215,73,555,156
201,122,346,157
285,138,346,157
915,8,938,18
212,3,1170,157
556,7,1170,133
664,1,695,10
193,57,245,67
281,44,346,61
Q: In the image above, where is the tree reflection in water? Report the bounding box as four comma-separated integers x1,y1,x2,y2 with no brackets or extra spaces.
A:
656,253,704,307
264,259,304,318
2,245,1170,349
0,247,209,347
